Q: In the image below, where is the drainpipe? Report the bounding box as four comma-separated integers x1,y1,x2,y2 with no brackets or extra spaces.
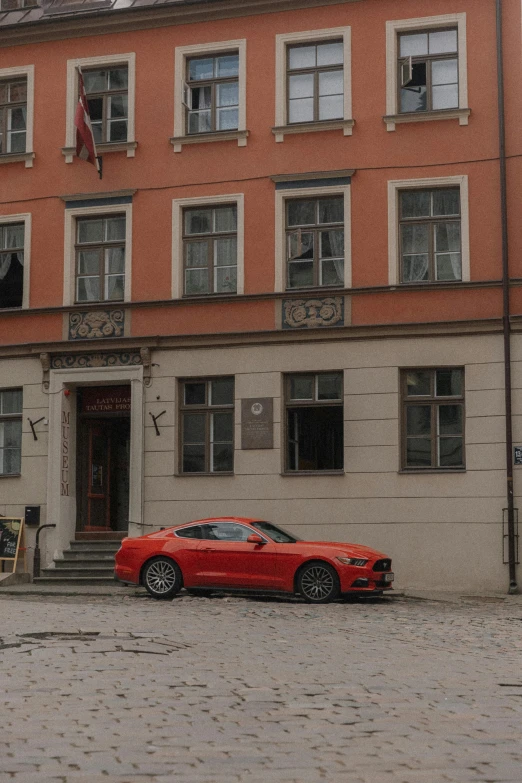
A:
496,0,518,593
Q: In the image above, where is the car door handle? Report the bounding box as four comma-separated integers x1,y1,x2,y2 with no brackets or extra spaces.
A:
201,547,216,552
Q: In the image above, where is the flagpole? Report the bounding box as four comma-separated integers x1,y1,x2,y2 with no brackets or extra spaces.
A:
75,65,103,180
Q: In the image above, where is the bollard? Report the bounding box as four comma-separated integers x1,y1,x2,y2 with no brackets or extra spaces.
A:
33,524,56,580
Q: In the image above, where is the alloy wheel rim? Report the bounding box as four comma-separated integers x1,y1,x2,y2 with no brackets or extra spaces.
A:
146,561,177,594
301,566,334,600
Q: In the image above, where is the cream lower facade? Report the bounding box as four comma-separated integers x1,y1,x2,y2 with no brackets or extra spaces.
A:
0,330,519,593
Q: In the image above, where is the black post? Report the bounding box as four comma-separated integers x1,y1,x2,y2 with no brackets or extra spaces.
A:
33,524,56,581
97,156,103,180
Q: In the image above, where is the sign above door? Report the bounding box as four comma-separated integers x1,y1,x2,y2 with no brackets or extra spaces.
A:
80,386,131,415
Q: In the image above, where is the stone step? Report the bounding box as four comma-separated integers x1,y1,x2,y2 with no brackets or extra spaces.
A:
33,576,117,585
62,551,118,561
41,566,114,578
53,558,115,569
70,541,122,551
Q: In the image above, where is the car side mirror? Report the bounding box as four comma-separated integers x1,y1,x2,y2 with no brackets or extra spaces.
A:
247,534,266,545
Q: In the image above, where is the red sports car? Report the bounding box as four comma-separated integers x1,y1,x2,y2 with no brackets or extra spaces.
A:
115,517,394,603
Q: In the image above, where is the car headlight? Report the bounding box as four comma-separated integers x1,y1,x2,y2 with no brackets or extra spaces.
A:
336,557,369,567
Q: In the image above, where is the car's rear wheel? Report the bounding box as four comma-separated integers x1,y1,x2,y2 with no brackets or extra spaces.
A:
297,561,340,604
142,557,182,600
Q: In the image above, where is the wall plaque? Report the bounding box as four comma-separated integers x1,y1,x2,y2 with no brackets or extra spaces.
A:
241,398,274,450
81,386,131,414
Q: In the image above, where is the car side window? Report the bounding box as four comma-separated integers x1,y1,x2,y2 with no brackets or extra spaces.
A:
204,523,252,542
175,525,205,539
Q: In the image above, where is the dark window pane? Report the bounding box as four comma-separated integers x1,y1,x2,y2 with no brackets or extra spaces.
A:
317,373,342,400
406,406,431,437
406,371,431,396
433,189,460,216
212,443,233,472
287,405,343,471
0,389,22,414
87,97,103,122
288,261,314,288
406,437,432,467
212,411,233,442
176,525,204,539
206,522,249,541
438,405,463,435
183,444,205,473
210,378,234,406
439,436,463,467
436,369,463,397
185,209,212,235
400,63,427,113
184,382,206,406
287,200,316,227
183,413,205,444
290,376,314,400
318,198,343,225
401,190,431,218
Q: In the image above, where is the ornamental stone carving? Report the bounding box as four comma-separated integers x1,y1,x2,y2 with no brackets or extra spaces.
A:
51,352,142,370
283,297,344,329
69,309,125,340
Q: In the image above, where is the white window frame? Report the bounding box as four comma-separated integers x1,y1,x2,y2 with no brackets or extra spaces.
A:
385,14,469,131
0,212,31,309
63,53,136,162
63,202,132,306
172,194,244,299
387,175,470,286
273,27,353,142
172,39,247,152
0,65,34,168
275,183,351,293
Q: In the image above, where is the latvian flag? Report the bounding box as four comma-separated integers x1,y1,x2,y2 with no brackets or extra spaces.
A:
75,68,101,177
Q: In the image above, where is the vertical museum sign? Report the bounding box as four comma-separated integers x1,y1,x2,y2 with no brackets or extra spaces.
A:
61,409,70,496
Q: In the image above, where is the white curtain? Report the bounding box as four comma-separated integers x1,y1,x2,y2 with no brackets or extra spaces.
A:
327,230,344,282
0,251,23,281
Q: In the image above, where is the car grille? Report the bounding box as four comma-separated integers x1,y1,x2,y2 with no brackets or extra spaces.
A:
373,559,392,572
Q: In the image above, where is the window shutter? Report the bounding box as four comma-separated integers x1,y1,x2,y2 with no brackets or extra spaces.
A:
400,56,413,88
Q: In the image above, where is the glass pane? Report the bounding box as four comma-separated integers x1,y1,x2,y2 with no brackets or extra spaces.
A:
109,95,127,119
106,247,125,274
406,437,432,467
290,375,314,400
92,123,102,144
191,84,212,109
436,253,461,281
436,369,463,397
87,97,103,122
78,250,100,275
429,30,458,54
407,406,431,436
217,107,238,130
317,373,342,400
1,446,21,474
76,277,100,302
288,45,316,70
184,382,206,405
318,198,343,225
318,94,343,120
215,237,237,266
406,371,431,396
321,259,343,286
83,70,106,93
317,41,343,66
288,200,315,227
0,84,6,103
439,405,462,435
288,261,314,288
2,419,22,448
9,107,26,130
432,59,458,86
183,413,205,443
105,216,126,241
4,224,24,248
210,377,234,406
106,274,124,301
189,58,213,81
288,232,314,260
212,443,233,472
399,33,428,57
185,268,209,294
188,111,212,134
401,224,429,255
439,437,463,467
109,67,128,90
215,266,237,293
320,230,344,259
288,98,314,124
216,54,239,78
401,191,430,218
78,219,103,244
0,389,22,414
403,255,429,282
183,444,205,473
432,84,459,110
212,411,233,442
108,120,128,142
288,73,314,99
318,70,343,96
185,241,208,268
216,82,238,107
9,132,26,153
9,82,26,103
435,223,461,253
214,206,237,233
433,190,460,216
400,63,427,112
185,209,212,235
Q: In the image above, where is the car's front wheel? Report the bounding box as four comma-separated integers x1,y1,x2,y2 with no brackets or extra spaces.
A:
297,561,340,604
142,557,182,599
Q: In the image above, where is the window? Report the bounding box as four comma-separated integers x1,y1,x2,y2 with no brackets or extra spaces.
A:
402,368,464,470
0,223,24,308
75,214,125,303
183,203,237,295
184,52,239,135
285,373,343,472
286,196,344,289
205,522,253,541
0,79,27,155
174,525,206,539
82,67,128,144
0,389,22,476
287,40,343,124
399,188,461,283
180,377,234,474
384,14,468,131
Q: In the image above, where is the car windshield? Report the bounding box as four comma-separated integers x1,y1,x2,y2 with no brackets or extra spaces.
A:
251,521,302,543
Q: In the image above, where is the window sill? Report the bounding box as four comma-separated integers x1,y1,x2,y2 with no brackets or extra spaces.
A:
62,142,138,163
0,473,21,478
272,119,355,142
0,151,34,168
399,468,466,475
282,470,345,476
177,472,235,477
383,108,471,132
170,130,249,153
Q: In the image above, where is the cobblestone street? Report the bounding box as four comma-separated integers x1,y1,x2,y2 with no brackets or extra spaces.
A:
1,591,522,783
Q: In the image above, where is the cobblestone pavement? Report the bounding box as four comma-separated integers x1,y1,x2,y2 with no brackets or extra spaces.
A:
1,592,522,783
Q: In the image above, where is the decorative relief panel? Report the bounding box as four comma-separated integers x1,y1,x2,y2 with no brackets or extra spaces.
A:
283,297,344,329
68,309,125,340
51,352,141,370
